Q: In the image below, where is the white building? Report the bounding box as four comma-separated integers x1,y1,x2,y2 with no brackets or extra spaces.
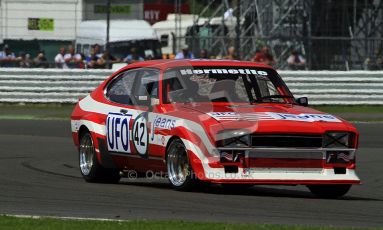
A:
0,0,143,62
0,0,82,42
0,0,144,42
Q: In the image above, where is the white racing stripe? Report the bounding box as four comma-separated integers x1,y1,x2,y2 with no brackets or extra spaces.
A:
78,96,217,155
71,119,106,135
79,96,142,117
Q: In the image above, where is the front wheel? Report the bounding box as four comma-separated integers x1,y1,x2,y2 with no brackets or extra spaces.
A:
79,131,120,183
166,139,196,191
307,184,352,198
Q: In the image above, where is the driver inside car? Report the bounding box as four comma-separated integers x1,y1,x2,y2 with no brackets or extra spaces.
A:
166,75,207,103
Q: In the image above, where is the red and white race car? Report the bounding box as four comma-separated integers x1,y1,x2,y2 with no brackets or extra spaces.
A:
71,60,360,198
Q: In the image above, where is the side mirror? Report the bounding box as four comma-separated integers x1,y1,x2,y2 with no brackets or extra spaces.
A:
296,97,308,107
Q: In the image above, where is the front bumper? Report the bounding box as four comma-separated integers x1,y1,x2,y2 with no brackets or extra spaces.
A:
198,147,360,184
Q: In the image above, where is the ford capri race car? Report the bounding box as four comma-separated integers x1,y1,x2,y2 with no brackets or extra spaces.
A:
71,60,360,198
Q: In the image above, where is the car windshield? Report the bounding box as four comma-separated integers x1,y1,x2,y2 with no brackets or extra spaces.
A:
162,66,294,104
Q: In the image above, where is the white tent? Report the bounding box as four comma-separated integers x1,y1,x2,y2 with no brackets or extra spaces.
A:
76,20,158,45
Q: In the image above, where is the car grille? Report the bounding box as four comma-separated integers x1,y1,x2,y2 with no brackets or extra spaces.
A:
251,134,322,148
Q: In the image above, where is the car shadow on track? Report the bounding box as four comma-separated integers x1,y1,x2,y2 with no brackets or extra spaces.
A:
118,180,381,201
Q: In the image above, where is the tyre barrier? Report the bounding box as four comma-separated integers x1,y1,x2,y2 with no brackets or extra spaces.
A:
0,68,382,105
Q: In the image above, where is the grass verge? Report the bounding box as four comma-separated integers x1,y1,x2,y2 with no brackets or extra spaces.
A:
0,215,371,230
0,103,74,120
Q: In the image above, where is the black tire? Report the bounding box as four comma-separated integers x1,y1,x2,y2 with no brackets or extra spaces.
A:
166,138,196,191
79,131,120,183
307,184,352,198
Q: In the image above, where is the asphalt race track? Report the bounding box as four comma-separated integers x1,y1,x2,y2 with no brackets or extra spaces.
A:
0,120,382,228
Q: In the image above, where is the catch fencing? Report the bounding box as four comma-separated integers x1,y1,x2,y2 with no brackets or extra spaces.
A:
0,68,382,105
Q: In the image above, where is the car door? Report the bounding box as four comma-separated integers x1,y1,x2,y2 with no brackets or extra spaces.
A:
130,68,166,172
104,69,139,157
104,68,163,172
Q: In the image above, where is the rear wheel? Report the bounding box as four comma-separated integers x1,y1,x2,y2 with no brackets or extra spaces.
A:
166,139,195,191
79,131,120,183
307,184,351,198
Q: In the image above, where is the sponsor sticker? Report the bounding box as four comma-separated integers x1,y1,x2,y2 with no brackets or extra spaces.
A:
207,112,240,120
179,68,268,76
106,113,132,153
72,120,81,132
150,115,176,141
267,112,341,122
153,115,176,130
207,112,341,122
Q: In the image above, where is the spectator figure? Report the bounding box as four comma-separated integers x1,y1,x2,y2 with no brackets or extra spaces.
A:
199,21,212,50
199,49,209,59
364,57,380,70
0,44,17,67
223,46,237,60
364,48,383,70
252,46,276,66
33,51,49,68
54,47,67,69
85,47,100,69
287,50,306,70
97,50,120,69
123,47,144,64
64,46,83,68
93,44,103,58
146,54,154,60
175,46,195,59
162,53,175,59
85,48,98,69
18,52,32,68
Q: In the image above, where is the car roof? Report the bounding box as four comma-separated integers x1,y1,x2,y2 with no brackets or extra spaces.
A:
119,59,274,71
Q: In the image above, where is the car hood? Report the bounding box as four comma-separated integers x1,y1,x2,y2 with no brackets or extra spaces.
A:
179,103,356,135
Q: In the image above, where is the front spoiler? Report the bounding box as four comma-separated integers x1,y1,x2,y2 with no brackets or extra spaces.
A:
209,179,361,185
198,168,361,185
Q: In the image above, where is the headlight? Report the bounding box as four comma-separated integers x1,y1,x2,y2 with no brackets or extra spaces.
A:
323,132,355,148
216,129,250,147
